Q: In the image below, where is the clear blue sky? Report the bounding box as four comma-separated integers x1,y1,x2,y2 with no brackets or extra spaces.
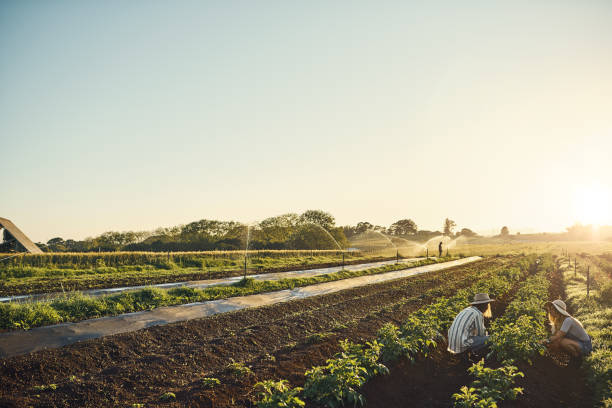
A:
2,1,611,242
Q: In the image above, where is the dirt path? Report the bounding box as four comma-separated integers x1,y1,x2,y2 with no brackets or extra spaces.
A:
0,257,506,407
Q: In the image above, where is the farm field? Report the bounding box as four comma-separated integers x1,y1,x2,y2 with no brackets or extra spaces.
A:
0,257,461,332
430,240,612,257
0,257,509,406
2,240,610,297
0,251,391,296
0,250,609,407
0,254,573,408
4,2,611,407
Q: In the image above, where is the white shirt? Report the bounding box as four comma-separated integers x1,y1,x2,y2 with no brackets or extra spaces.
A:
447,306,487,354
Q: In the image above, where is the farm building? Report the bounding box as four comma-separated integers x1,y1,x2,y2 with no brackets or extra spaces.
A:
0,217,43,254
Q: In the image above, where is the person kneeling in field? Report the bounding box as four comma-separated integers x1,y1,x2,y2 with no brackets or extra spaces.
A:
447,293,494,356
543,299,592,368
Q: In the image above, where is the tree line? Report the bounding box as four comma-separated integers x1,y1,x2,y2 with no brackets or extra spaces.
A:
33,212,478,252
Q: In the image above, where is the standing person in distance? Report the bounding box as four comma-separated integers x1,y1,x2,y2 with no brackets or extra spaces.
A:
447,293,494,356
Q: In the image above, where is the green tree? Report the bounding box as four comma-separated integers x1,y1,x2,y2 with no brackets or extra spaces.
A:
299,210,335,231
501,226,510,236
288,224,342,249
459,228,478,237
258,214,299,248
388,219,417,235
443,218,456,236
355,222,374,234
47,237,67,252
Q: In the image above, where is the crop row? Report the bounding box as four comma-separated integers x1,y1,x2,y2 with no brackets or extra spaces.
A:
0,258,447,331
452,255,553,407
253,255,536,407
0,249,356,268
0,252,392,296
563,258,612,407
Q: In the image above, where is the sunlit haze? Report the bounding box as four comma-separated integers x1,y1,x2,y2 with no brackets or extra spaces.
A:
1,1,611,242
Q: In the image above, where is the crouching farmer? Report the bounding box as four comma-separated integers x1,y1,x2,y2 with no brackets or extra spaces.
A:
543,299,592,368
447,293,494,356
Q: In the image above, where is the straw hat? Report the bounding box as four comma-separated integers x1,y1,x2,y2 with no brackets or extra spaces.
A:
548,299,571,317
470,293,495,305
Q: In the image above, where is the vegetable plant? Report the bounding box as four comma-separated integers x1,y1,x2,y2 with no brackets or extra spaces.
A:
302,340,388,407
452,360,523,407
254,380,305,408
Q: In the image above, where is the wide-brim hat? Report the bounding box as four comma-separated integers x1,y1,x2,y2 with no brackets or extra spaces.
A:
546,299,571,317
470,293,495,305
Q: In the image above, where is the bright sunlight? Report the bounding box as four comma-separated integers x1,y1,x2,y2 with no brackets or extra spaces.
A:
573,184,612,226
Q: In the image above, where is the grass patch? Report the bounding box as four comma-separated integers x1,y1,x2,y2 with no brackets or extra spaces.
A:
562,260,612,407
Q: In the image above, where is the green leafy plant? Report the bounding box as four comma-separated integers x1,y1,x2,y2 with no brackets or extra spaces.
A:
468,359,524,401
337,340,389,379
254,380,305,408
201,377,220,389
452,386,497,408
400,314,443,358
306,331,333,344
303,340,388,407
377,323,415,362
160,392,176,401
227,359,252,377
32,383,57,392
489,315,546,364
452,360,523,407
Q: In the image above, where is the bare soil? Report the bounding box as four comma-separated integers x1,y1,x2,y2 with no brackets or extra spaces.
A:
0,257,507,407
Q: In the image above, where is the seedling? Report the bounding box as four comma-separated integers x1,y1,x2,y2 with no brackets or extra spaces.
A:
160,392,176,401
227,359,252,377
201,377,220,389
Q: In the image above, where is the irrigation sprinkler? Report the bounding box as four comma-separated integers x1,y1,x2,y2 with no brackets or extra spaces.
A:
244,256,247,279
342,252,345,270
396,250,399,264
426,248,429,259
574,258,577,277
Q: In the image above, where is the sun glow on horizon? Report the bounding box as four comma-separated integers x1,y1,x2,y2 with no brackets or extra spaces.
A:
573,184,612,227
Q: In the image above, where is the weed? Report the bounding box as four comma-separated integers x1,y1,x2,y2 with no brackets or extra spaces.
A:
227,359,252,377
306,332,332,344
201,377,220,389
159,392,176,401
32,384,57,392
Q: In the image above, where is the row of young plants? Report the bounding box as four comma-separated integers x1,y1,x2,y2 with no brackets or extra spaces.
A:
0,252,380,295
253,255,536,407
0,257,452,331
452,255,553,407
0,253,380,280
0,250,353,268
563,257,612,407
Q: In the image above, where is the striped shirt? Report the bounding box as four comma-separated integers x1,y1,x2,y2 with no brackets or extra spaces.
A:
447,306,487,354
